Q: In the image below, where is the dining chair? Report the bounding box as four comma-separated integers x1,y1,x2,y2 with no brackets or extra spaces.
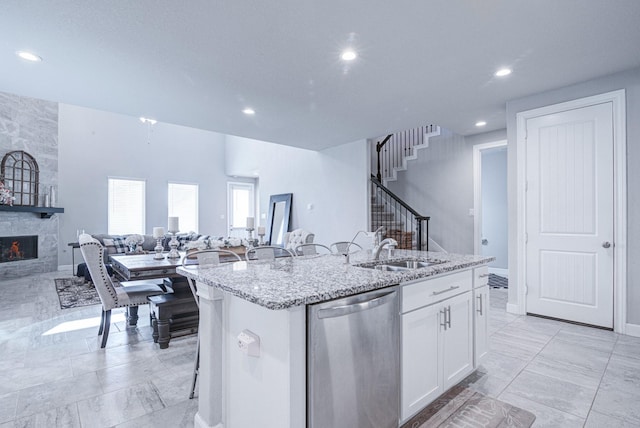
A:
283,229,314,252
78,233,171,348
330,241,363,255
181,249,243,399
294,243,332,257
244,245,295,261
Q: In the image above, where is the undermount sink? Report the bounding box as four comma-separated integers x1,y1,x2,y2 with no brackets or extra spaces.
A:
356,258,446,272
383,260,440,269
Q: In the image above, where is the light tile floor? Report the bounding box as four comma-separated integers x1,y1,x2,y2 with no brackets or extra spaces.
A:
1,272,639,427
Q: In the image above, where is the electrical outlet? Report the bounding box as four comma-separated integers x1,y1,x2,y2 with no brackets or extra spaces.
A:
237,329,260,357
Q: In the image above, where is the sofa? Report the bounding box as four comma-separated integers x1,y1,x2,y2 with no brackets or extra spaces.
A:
90,232,217,259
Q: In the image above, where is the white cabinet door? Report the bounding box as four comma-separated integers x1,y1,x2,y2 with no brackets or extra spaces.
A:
441,291,473,390
474,284,489,367
401,303,442,420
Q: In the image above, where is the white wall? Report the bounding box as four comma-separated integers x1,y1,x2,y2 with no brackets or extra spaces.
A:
58,104,230,265
225,136,369,245
506,67,640,325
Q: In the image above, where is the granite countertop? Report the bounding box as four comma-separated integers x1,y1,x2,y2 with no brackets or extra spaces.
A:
176,250,495,310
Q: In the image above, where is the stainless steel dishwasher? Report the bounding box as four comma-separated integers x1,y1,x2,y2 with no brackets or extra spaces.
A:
308,286,400,428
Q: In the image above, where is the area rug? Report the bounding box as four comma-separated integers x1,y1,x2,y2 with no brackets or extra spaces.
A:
488,273,508,289
402,385,535,428
54,277,101,309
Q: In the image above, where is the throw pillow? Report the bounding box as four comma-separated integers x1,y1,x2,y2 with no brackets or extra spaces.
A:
111,236,128,253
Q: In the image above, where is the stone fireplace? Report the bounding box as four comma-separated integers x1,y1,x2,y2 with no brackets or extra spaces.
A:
0,235,38,263
0,91,59,279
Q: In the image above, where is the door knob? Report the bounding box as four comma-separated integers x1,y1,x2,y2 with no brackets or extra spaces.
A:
602,241,611,249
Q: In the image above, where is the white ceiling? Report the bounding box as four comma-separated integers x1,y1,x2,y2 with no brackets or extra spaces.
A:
2,1,640,150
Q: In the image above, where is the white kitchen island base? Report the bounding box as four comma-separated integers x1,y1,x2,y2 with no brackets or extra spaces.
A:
176,250,494,428
194,284,306,428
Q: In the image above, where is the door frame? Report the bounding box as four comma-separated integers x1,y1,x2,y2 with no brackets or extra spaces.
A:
473,140,507,275
516,89,627,333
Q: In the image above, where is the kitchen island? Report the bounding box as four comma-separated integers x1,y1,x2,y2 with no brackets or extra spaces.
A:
177,250,494,428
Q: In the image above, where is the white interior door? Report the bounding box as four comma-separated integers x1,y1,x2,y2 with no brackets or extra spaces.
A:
525,102,614,328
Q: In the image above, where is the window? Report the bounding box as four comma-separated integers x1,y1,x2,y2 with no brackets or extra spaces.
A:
168,182,199,233
108,178,145,235
227,182,255,237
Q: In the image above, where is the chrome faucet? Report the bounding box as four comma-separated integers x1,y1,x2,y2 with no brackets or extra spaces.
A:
372,226,385,247
372,238,398,260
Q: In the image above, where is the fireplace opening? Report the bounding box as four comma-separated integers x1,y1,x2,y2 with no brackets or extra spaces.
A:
0,235,38,263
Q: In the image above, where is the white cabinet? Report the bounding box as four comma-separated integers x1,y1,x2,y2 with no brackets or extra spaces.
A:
401,271,473,422
442,292,474,389
473,267,490,367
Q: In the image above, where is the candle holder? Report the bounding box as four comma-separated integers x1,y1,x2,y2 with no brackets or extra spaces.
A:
258,231,265,246
166,231,180,259
153,237,165,260
246,227,254,243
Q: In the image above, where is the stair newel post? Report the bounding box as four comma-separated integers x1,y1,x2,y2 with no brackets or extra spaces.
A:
376,143,382,182
375,134,393,182
417,219,423,251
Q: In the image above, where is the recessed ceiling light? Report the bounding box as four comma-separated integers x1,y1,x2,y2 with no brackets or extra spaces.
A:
16,51,42,62
139,117,157,124
243,108,255,115
341,50,357,61
495,68,512,77
475,121,487,127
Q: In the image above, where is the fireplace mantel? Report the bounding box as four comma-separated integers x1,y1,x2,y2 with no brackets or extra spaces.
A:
0,205,64,218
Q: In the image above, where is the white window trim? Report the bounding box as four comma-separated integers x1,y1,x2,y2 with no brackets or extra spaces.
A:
168,181,199,233
107,176,146,235
227,181,255,236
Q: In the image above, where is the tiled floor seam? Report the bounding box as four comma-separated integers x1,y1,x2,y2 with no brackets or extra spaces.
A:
495,318,564,413
581,334,621,426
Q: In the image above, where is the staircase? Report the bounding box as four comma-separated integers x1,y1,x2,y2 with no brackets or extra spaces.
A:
370,125,441,251
370,199,414,249
374,125,441,185
370,175,429,250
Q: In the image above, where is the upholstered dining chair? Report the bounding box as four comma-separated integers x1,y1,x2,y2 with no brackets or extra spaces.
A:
294,243,332,257
78,233,171,348
283,229,314,252
181,249,243,399
330,241,363,255
244,245,295,261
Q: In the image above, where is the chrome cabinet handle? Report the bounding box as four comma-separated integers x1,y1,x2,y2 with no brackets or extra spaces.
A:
477,294,483,315
602,241,612,249
478,273,490,278
446,306,452,328
440,308,447,330
432,285,460,296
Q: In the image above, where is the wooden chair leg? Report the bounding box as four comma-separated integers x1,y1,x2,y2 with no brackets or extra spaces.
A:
98,309,106,336
100,310,111,348
190,333,200,399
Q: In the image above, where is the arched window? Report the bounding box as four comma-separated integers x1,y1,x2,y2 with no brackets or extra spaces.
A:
1,151,39,206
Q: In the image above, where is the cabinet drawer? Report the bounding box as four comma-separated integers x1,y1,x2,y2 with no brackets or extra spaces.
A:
473,266,489,288
402,270,472,313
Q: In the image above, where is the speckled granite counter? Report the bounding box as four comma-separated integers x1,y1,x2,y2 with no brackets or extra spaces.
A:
176,249,494,310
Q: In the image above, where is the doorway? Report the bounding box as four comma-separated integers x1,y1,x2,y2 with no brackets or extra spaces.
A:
473,140,508,280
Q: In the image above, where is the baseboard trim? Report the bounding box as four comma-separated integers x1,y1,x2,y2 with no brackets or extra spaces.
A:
506,302,523,315
194,412,223,428
625,323,640,337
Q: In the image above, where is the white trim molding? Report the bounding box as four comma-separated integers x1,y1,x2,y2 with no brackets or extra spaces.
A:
625,323,640,338
473,140,507,257
516,89,627,333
